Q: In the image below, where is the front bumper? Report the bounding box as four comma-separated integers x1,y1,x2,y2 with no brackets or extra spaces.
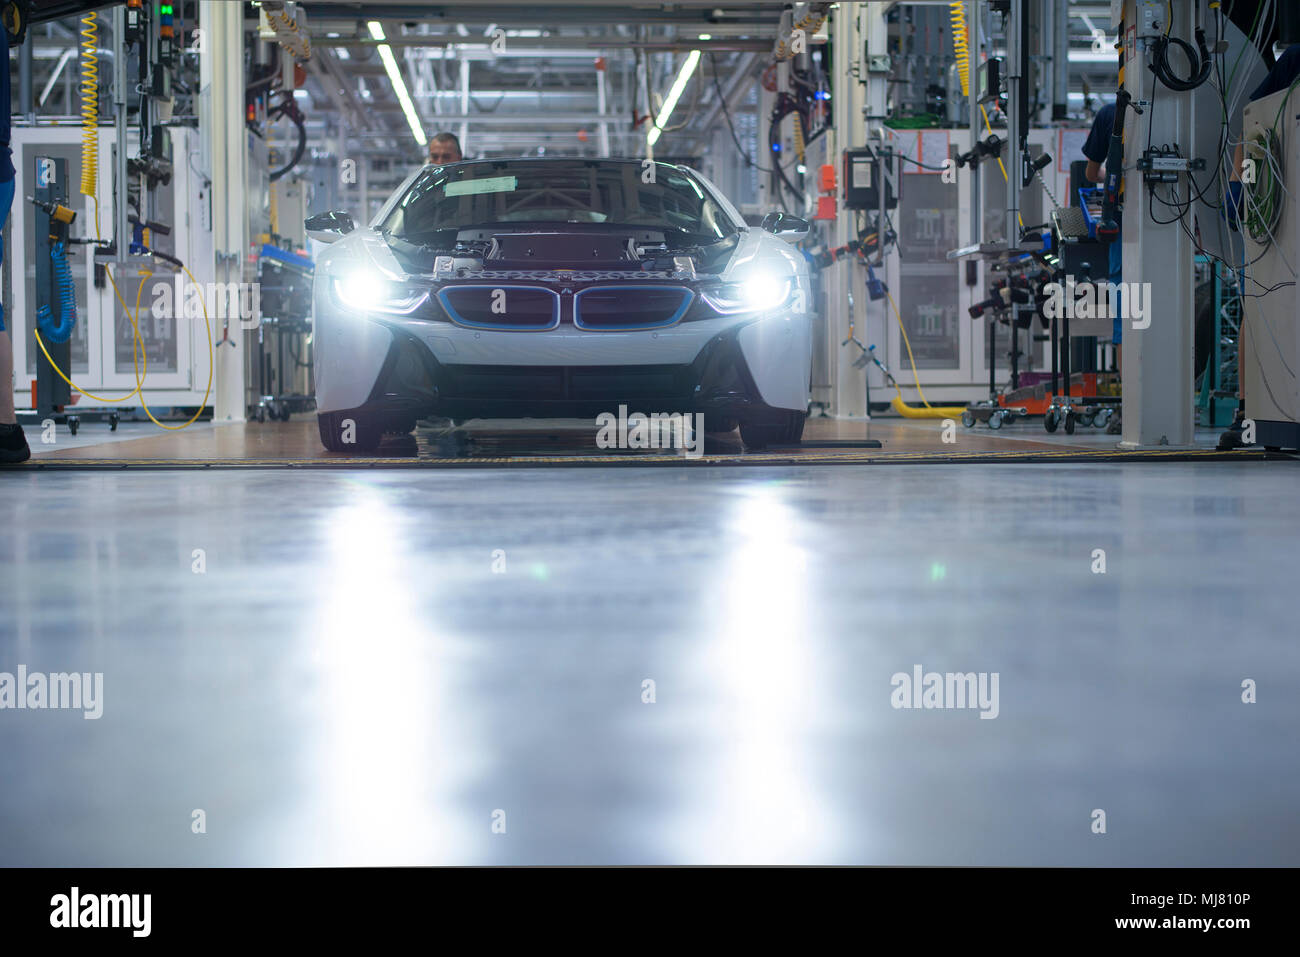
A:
314,279,812,422
333,320,795,424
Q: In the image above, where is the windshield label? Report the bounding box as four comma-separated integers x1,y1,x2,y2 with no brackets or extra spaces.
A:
445,176,517,197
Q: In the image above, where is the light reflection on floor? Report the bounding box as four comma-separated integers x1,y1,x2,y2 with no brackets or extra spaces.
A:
0,461,1297,865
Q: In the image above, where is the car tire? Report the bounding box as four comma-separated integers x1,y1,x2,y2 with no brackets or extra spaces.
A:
318,411,382,453
740,410,806,449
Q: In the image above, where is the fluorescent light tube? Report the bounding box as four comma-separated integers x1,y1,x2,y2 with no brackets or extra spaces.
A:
368,21,426,147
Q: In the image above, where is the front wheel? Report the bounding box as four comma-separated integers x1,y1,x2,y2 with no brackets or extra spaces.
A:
318,411,382,452
740,410,806,449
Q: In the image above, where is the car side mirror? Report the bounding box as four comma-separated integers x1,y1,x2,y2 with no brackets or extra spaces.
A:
760,211,810,243
305,210,356,244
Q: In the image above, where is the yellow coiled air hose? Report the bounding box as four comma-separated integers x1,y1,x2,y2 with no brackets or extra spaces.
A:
79,12,98,199
32,9,214,429
950,2,970,97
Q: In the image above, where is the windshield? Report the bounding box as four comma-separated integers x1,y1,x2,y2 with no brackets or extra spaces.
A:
378,160,738,245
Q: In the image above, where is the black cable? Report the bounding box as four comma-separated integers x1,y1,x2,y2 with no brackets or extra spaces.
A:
767,92,806,208
707,52,778,175
895,153,950,172
268,95,307,182
1150,27,1212,92
1237,281,1295,299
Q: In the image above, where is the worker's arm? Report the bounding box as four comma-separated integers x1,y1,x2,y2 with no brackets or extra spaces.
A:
1081,102,1116,187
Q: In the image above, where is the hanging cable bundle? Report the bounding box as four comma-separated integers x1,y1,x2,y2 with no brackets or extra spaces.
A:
268,91,307,182
1242,129,1284,246
1149,26,1212,92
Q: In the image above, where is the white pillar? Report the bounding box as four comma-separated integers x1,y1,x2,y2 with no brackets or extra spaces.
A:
597,65,610,157
459,58,470,152
201,0,248,422
828,3,873,419
1119,0,1195,447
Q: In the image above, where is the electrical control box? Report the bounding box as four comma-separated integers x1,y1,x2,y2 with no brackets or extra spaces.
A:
842,147,898,210
978,58,1002,105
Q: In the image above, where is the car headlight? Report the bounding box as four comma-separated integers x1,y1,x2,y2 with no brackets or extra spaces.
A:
699,272,793,314
331,271,428,315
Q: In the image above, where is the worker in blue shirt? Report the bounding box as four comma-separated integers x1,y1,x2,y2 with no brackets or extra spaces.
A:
0,7,25,463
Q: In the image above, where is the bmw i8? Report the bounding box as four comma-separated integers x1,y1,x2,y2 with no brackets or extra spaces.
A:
307,158,813,451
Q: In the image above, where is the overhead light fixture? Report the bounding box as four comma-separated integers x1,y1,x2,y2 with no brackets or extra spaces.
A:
647,49,701,147
368,20,426,147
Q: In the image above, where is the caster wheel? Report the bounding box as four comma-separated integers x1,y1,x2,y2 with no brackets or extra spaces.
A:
108,413,119,432
1044,410,1059,433
988,411,1003,429
961,410,976,428
67,417,79,436
256,406,266,423
1064,411,1076,434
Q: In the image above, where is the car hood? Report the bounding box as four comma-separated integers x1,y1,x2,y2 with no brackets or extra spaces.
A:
317,225,803,286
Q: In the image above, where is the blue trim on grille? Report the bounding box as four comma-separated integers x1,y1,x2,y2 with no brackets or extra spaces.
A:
573,286,694,331
436,284,561,331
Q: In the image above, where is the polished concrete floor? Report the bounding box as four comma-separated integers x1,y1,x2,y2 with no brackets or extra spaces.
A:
1,461,1297,865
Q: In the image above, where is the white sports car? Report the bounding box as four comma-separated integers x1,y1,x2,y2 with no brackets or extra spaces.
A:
307,158,813,452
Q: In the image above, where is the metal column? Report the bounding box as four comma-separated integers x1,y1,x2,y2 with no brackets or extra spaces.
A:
828,3,872,419
201,0,248,421
1004,0,1024,250
1052,0,1069,121
114,5,128,265
1120,0,1195,448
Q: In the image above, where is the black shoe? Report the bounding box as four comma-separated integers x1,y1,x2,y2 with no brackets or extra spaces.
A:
1218,409,1246,451
0,423,31,464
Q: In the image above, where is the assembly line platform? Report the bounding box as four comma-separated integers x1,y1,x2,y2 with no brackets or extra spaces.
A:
15,416,1278,468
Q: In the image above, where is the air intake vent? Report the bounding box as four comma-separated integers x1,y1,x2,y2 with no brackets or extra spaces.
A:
437,285,559,330
574,286,693,330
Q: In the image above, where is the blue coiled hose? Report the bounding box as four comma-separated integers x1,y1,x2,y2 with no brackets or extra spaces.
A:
36,240,78,344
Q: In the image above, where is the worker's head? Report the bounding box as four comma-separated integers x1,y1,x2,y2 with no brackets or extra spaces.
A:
427,132,463,165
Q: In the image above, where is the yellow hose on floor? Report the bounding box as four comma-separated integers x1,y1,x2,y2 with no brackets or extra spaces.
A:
885,288,966,419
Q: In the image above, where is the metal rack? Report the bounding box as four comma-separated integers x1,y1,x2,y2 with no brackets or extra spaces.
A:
251,244,314,422
1195,256,1240,429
